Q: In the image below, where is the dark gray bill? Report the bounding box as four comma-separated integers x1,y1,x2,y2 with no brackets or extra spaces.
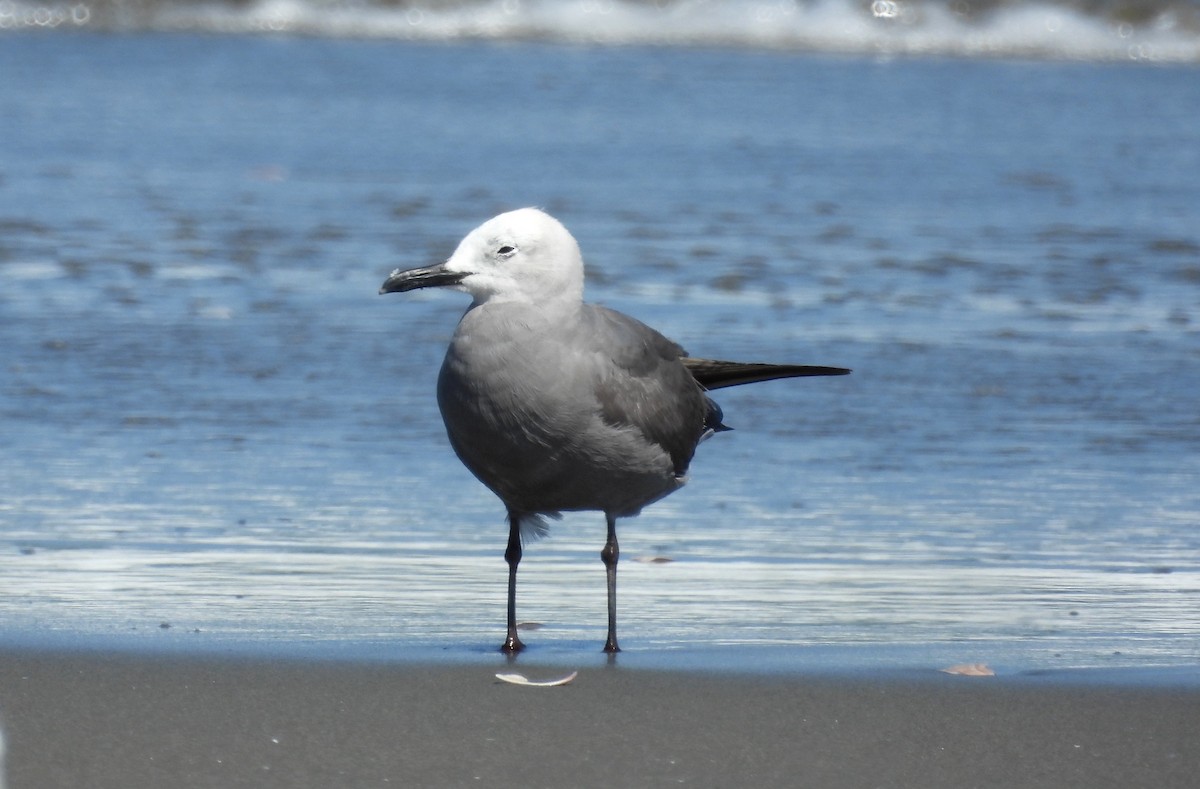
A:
379,264,467,295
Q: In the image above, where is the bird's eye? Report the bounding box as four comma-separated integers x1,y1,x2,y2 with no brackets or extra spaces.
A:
496,245,518,258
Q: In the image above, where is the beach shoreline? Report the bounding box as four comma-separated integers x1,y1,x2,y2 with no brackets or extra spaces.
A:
1,645,1196,788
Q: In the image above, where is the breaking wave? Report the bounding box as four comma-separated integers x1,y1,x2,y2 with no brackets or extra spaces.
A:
3,0,1200,61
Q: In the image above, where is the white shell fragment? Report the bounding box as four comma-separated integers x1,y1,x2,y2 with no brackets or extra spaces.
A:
495,670,579,687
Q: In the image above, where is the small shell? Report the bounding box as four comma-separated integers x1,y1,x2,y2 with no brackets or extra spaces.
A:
495,670,579,687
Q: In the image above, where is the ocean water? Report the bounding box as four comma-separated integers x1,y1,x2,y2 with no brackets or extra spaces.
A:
1,29,1198,676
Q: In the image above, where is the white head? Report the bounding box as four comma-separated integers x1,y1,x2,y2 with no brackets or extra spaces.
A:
380,208,585,310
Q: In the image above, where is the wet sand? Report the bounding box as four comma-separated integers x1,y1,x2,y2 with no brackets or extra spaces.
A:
0,647,1196,788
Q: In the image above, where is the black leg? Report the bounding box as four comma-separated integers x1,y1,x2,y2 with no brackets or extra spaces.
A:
502,511,525,653
601,514,621,653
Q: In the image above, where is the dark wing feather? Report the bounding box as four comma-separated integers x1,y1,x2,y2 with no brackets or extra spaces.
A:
682,358,850,390
583,306,708,476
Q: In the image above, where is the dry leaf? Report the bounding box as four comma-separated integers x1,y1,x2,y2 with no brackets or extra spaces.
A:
495,671,579,687
939,663,995,676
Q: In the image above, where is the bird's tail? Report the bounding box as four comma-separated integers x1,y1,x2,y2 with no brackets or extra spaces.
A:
682,358,851,390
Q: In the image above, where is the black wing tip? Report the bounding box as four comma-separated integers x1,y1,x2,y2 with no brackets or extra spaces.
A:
766,364,852,378
682,359,851,389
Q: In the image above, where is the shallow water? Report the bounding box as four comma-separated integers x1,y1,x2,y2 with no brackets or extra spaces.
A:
1,33,1198,675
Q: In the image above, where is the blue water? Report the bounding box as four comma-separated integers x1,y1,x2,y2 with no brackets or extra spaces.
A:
1,32,1198,676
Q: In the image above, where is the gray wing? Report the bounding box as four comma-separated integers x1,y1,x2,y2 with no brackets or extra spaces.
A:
581,305,709,477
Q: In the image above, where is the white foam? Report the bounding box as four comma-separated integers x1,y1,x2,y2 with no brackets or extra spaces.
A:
174,0,1200,62
5,0,1199,62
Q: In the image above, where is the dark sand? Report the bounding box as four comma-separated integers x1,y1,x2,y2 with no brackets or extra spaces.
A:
0,648,1197,788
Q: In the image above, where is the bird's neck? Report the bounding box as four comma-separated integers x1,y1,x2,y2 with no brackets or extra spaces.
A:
470,292,583,326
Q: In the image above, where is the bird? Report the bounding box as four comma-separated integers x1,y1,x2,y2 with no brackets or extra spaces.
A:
380,208,849,653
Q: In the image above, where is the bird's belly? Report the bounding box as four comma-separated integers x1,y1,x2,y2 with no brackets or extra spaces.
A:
436,349,680,517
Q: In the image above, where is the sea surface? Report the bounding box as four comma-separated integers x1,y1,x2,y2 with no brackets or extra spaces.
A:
1,25,1198,677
